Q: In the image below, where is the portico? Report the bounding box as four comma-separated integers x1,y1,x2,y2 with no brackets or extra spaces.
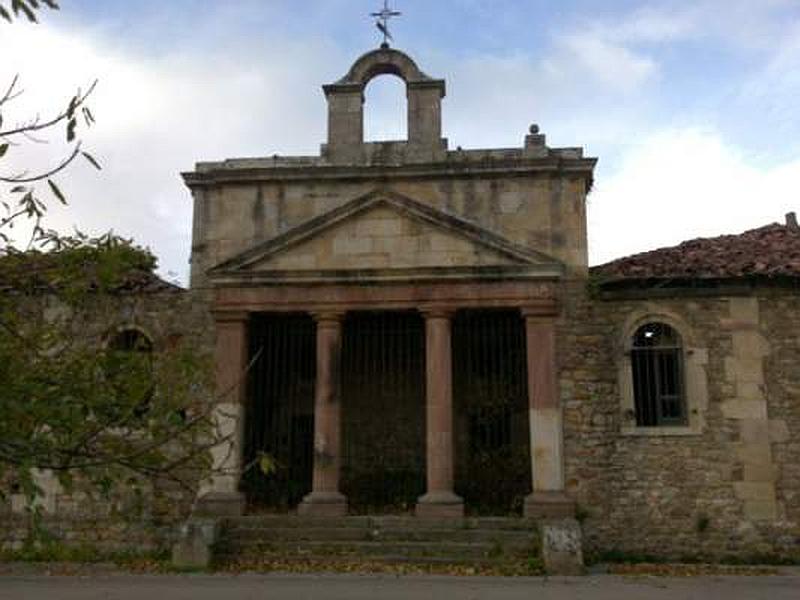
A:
186,45,594,522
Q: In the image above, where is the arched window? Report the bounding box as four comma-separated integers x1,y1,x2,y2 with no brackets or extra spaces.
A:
364,75,408,142
109,329,153,353
107,328,154,418
630,322,686,426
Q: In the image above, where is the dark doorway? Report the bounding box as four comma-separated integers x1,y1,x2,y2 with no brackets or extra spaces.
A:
340,311,426,513
243,313,315,511
453,310,531,515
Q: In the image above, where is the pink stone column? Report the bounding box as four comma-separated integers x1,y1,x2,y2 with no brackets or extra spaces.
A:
299,313,347,516
195,311,248,517
417,309,464,518
523,309,574,519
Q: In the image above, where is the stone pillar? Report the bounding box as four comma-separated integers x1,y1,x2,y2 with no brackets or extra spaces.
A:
299,313,347,516
195,311,248,517
523,310,574,519
417,309,464,518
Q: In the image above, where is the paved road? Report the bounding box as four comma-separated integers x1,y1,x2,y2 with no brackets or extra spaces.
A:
0,574,798,599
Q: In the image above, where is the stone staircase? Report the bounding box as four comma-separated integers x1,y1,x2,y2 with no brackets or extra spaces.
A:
213,515,542,569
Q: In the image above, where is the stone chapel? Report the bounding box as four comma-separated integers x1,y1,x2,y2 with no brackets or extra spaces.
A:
4,44,798,571
179,46,800,563
185,46,594,522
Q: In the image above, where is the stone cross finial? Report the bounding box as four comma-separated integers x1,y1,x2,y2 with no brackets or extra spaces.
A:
371,0,402,48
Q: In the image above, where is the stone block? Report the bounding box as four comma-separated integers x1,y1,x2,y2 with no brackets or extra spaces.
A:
416,491,464,519
735,442,773,468
732,331,770,359
730,297,759,325
769,419,790,443
541,519,584,575
743,499,778,521
193,491,245,517
721,399,767,420
739,419,770,444
524,492,576,519
172,519,220,569
736,382,765,402
733,481,775,502
298,491,348,517
743,463,777,483
332,236,372,255
357,218,403,237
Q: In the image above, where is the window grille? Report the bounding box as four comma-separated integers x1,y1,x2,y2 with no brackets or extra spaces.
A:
630,322,687,427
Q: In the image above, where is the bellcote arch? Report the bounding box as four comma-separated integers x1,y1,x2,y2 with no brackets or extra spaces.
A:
322,48,447,163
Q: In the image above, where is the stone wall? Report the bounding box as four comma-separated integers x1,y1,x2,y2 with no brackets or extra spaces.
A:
0,289,215,554
189,172,589,288
559,281,800,560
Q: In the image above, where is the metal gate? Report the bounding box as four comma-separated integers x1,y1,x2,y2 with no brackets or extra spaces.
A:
453,310,531,515
243,313,315,511
340,311,426,514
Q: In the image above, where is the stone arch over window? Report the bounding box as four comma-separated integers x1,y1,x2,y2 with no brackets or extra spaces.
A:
617,308,708,436
108,327,154,353
106,326,155,415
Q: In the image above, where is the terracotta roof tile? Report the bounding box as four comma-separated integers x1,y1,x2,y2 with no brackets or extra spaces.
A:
592,219,800,283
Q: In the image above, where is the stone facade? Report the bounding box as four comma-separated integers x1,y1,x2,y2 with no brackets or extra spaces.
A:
559,283,800,560
0,289,214,554
3,44,798,568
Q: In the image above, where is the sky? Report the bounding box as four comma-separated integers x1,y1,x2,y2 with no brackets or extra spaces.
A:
1,0,799,283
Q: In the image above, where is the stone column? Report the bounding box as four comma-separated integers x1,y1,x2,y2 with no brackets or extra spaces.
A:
523,309,574,519
417,308,464,518
195,311,248,517
299,313,348,516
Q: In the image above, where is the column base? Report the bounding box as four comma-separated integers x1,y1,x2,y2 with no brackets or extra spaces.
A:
416,491,464,518
524,492,575,519
193,491,246,517
298,491,348,517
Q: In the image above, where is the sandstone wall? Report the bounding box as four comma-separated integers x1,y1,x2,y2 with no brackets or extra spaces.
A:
0,290,215,554
190,172,588,287
560,282,800,560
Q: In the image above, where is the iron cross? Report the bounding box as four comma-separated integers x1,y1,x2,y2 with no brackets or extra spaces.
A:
371,1,402,47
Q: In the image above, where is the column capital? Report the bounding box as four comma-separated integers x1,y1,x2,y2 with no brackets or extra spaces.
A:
311,311,345,325
419,305,455,320
213,309,249,324
521,305,558,322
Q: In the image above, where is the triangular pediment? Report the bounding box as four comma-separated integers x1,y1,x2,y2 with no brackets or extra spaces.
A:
210,190,563,283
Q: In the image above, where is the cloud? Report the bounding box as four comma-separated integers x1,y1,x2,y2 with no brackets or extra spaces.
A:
1,21,340,282
556,34,657,92
589,128,800,265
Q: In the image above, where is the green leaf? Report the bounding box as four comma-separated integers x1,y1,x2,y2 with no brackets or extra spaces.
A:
10,185,26,193
47,179,67,205
82,151,101,170
258,452,278,477
0,6,11,22
0,143,8,158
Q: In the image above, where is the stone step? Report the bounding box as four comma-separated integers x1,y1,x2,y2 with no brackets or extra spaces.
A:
215,539,536,561
222,526,537,545
222,516,537,531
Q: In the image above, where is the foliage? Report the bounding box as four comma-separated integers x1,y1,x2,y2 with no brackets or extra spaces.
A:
0,1,59,25
0,0,226,516
0,235,218,509
1,0,99,248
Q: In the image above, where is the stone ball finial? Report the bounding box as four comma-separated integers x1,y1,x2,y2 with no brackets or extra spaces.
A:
529,124,540,135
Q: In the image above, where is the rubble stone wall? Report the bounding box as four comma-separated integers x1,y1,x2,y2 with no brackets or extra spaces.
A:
560,281,800,560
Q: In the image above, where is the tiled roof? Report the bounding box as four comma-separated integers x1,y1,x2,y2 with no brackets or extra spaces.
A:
592,216,800,284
